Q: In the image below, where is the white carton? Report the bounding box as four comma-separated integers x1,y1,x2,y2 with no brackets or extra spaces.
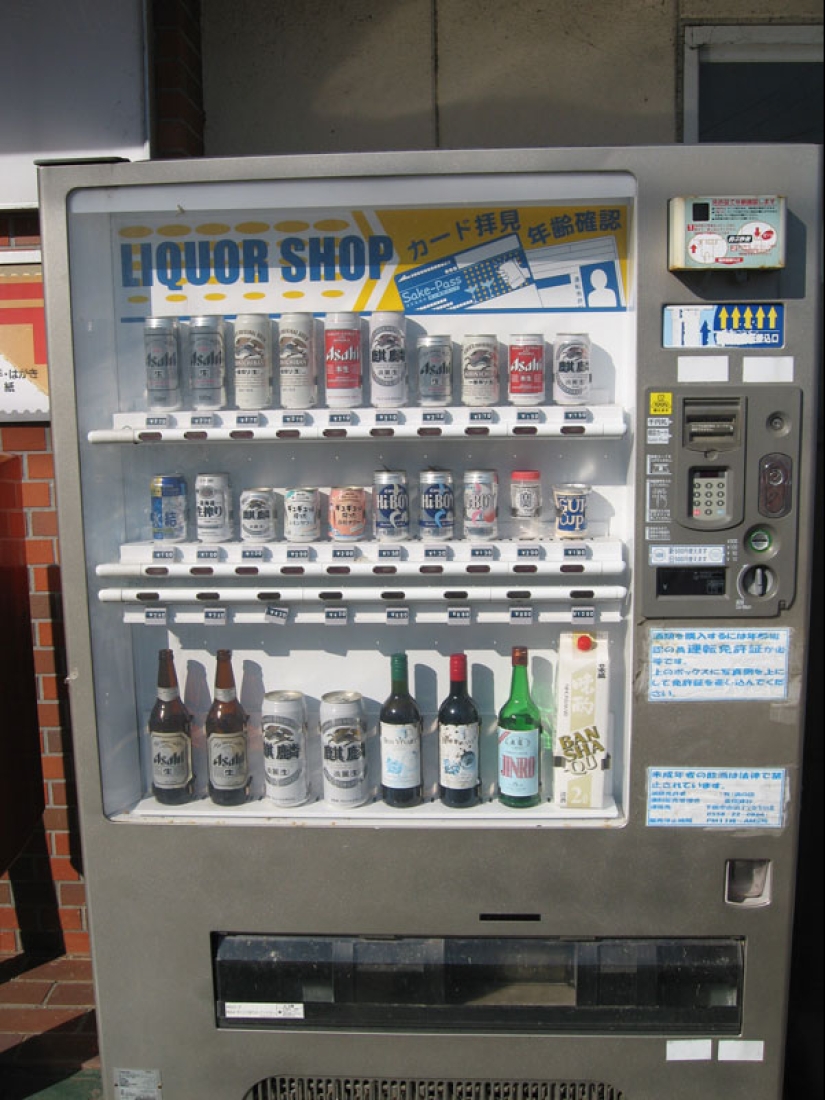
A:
553,631,611,808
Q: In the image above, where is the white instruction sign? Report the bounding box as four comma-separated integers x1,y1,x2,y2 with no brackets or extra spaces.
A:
647,768,786,828
648,628,789,701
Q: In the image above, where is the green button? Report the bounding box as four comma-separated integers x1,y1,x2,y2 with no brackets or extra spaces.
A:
748,529,772,553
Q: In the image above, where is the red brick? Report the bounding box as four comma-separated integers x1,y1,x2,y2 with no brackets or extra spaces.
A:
58,884,87,907
0,931,19,952
37,620,56,647
0,907,20,931
29,592,55,617
0,1030,26,1055
57,906,85,932
21,482,51,508
50,833,72,858
30,509,59,537
0,511,26,539
49,858,82,884
25,452,55,479
37,702,63,729
0,1005,85,1032
0,979,52,1006
46,980,94,1007
25,539,57,566
39,674,61,701
33,648,58,676
7,957,93,983
42,730,66,755
0,425,48,451
62,932,91,956
40,755,65,781
0,882,11,905
41,808,71,832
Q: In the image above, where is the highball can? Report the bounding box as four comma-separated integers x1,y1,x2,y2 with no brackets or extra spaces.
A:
239,488,277,542
262,690,309,807
279,312,317,409
416,335,453,405
463,469,498,540
283,488,321,542
151,475,187,542
233,314,272,409
419,469,455,540
324,313,362,407
188,315,226,410
373,470,410,541
195,473,233,543
553,333,592,405
319,690,368,807
461,334,499,406
507,334,545,405
329,486,367,541
369,312,407,408
144,317,182,411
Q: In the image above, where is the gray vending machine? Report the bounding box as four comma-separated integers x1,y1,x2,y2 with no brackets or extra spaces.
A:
39,145,820,1100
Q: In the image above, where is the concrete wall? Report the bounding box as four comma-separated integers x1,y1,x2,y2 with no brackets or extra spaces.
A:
201,0,822,155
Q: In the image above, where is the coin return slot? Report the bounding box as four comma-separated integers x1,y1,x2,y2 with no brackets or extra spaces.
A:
196,591,221,601
190,566,214,576
235,566,259,576
280,566,305,575
276,430,300,439
560,425,586,435
726,860,772,908
145,566,169,576
326,566,351,575
560,564,585,573
372,566,397,575
380,591,406,600
319,591,344,601
183,431,208,440
444,590,468,600
571,590,595,599
137,431,162,442
513,564,538,573
136,592,160,601
256,592,282,601
466,565,490,573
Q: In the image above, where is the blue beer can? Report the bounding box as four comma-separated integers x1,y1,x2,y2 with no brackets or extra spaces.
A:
419,469,454,540
151,475,188,542
373,471,410,542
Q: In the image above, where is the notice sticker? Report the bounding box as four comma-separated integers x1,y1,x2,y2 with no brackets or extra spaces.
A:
647,767,786,828
648,627,789,701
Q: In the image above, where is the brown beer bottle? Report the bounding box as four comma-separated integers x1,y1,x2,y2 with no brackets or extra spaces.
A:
150,649,193,805
206,649,249,806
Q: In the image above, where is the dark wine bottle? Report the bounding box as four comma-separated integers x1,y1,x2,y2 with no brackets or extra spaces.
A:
438,652,480,808
149,649,193,805
379,652,423,807
497,645,542,808
206,649,249,807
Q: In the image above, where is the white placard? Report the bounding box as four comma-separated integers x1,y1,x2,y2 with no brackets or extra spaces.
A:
677,355,729,383
224,1001,305,1019
647,768,786,828
666,1039,713,1061
742,356,794,382
648,628,790,701
718,1040,765,1062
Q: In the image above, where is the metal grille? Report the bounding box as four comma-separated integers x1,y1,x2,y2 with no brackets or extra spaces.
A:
245,1079,625,1100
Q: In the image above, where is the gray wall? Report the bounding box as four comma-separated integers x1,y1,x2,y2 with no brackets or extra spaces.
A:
201,0,821,154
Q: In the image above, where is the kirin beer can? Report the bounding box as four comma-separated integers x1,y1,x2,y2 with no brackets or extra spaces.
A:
283,488,321,542
419,469,455,540
373,470,410,541
188,315,226,410
507,334,545,405
553,333,592,405
461,334,499,406
144,317,182,411
319,690,368,807
262,690,309,807
329,487,367,541
369,312,407,408
416,335,453,405
463,469,498,540
324,313,362,407
151,475,187,542
195,473,233,543
240,488,277,542
232,314,272,409
279,312,317,409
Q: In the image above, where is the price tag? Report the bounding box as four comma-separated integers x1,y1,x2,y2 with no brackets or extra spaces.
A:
282,412,306,426
517,546,542,559
196,547,220,561
469,409,494,422
151,548,176,561
143,607,167,625
241,546,265,560
563,545,588,558
563,409,589,421
324,606,349,625
509,605,534,624
470,546,494,559
145,415,169,428
516,410,541,422
235,412,260,427
328,411,352,425
422,410,446,423
571,606,596,624
203,607,227,626
332,547,357,559
378,546,402,560
447,606,472,624
265,606,289,626
375,411,400,424
286,547,310,560
386,607,410,625
424,546,449,560
191,413,215,427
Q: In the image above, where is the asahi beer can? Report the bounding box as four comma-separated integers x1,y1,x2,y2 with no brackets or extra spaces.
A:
463,469,499,540
151,475,187,542
195,473,233,543
279,312,317,409
329,486,367,541
507,334,545,406
283,488,321,542
262,690,309,807
416,335,453,405
320,690,368,807
553,333,592,405
240,488,277,542
419,469,455,540
324,313,362,407
553,483,591,538
144,317,182,411
461,334,499,406
373,470,410,542
188,315,226,410
232,314,272,409
369,312,407,408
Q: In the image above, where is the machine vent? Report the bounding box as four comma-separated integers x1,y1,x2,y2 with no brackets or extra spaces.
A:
244,1079,625,1100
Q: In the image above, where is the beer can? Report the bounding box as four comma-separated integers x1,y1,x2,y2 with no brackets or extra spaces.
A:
510,469,542,539
232,314,272,409
553,483,591,538
283,488,321,543
373,470,410,542
195,472,233,543
144,317,182,412
240,488,277,542
319,690,368,807
329,486,367,541
262,690,309,807
463,469,498,540
507,334,545,406
461,334,499,406
188,315,226,410
553,333,592,405
416,335,453,406
151,475,187,542
369,312,407,408
419,469,455,540
279,312,317,409
324,312,362,408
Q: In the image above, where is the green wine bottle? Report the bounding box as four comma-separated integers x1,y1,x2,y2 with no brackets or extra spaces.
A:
380,653,423,807
497,646,542,808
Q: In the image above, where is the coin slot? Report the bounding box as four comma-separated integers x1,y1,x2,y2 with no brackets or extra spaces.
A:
479,912,542,922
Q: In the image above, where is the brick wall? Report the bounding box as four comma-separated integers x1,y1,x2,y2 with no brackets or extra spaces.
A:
151,0,204,158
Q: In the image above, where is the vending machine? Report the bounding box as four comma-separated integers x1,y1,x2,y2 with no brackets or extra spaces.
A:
38,145,820,1100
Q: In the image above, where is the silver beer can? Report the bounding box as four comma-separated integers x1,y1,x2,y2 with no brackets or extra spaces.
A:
195,472,233,543
319,690,368,807
553,333,592,405
239,488,277,542
262,690,309,807
144,317,182,412
233,314,272,409
419,469,455,540
279,312,317,409
373,470,410,542
461,334,499,406
188,315,226,410
369,311,407,408
463,469,499,540
416,335,453,406
151,474,187,542
283,487,321,543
